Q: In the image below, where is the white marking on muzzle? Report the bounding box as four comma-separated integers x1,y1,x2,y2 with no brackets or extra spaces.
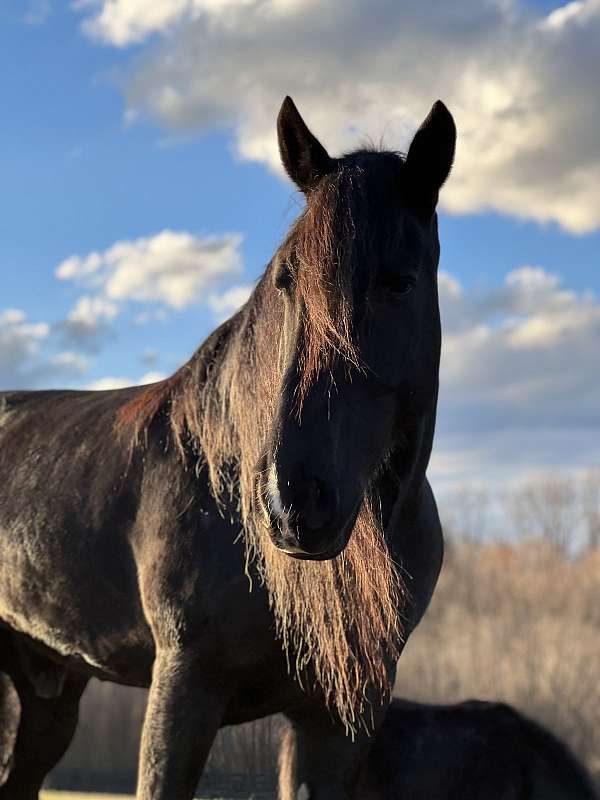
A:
267,460,285,518
297,783,311,800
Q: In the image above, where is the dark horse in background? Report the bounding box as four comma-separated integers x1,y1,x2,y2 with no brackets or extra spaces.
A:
281,698,599,799
0,96,455,799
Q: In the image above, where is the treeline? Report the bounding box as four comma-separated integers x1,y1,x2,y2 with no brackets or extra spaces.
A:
49,471,600,793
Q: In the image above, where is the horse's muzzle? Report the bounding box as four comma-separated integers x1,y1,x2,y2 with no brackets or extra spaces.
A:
259,460,353,559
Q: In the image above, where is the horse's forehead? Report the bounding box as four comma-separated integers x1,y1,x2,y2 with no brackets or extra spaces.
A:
331,157,405,231
343,151,404,192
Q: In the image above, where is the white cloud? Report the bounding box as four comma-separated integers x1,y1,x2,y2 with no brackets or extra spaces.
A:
57,295,119,350
429,426,600,515
86,370,167,390
0,309,88,390
56,229,243,311
78,0,600,233
208,283,253,319
47,351,89,372
79,0,287,45
2,228,247,392
0,309,49,378
52,230,247,380
68,295,118,325
440,267,600,418
79,0,191,45
86,376,131,390
431,266,600,490
139,370,167,384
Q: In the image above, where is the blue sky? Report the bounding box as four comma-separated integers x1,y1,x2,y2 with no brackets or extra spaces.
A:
0,1,294,379
1,0,599,496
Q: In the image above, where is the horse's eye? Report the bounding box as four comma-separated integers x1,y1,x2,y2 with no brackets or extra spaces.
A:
275,272,292,293
272,253,294,293
382,275,416,299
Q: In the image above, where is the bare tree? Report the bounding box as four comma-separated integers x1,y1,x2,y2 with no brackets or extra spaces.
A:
581,469,600,552
442,484,490,543
510,474,577,552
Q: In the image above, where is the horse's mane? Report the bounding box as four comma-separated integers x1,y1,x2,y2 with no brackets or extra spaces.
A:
116,161,405,733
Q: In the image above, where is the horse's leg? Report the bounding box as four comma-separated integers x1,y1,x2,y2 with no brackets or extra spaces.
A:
279,710,376,800
0,668,87,800
136,648,224,800
0,674,19,787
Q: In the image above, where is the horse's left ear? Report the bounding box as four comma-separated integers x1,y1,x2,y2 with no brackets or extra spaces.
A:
404,100,456,216
277,96,334,193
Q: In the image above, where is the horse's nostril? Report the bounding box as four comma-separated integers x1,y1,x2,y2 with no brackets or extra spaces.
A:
314,480,322,502
297,476,337,535
269,461,340,553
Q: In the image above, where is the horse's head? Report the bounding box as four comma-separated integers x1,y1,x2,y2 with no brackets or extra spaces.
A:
259,97,455,559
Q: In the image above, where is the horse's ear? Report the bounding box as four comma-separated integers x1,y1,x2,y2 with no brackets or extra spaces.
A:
404,100,456,216
277,96,334,193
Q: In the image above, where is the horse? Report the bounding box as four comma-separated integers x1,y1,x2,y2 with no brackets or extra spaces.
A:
0,95,455,800
278,698,598,800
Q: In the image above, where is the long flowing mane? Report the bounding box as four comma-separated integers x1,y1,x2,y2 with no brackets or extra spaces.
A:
117,163,406,732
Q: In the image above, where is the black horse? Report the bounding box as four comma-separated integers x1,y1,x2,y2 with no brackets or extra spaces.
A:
0,96,455,799
279,698,598,799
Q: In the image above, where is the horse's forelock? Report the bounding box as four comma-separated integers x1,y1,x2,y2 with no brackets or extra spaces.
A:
278,166,368,402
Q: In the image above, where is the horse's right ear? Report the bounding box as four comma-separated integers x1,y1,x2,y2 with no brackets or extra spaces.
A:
277,96,334,193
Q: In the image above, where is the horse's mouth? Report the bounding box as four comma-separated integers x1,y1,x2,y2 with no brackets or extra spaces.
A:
264,491,361,561
272,537,346,561
266,508,343,559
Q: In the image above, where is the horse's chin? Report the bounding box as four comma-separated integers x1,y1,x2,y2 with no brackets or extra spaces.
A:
265,502,360,561
273,540,346,561
266,518,346,560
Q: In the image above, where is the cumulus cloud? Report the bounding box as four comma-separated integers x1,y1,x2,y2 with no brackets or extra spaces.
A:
1,233,231,389
49,229,246,383
0,309,88,390
430,427,600,496
86,370,167,391
0,309,49,382
78,0,284,45
208,283,253,320
56,229,243,310
431,266,600,490
440,265,600,424
55,295,119,351
77,0,600,233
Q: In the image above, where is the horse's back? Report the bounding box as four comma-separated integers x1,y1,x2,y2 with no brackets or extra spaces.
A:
500,704,598,800
0,386,143,556
367,699,516,799
366,698,597,800
455,701,597,799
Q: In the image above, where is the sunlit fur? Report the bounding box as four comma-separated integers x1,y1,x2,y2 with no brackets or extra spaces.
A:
279,169,362,402
117,162,406,733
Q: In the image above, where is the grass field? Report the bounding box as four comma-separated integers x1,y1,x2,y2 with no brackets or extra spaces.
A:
41,791,131,800
42,793,227,800
43,793,133,800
